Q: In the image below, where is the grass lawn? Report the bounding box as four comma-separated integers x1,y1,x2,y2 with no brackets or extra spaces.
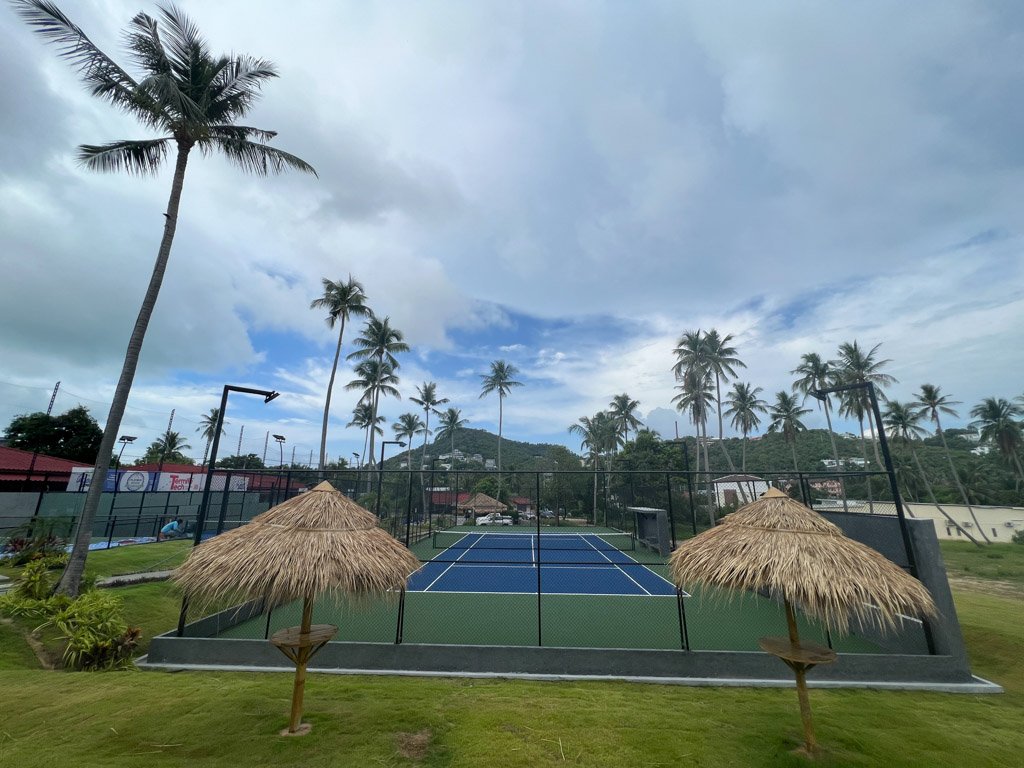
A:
0,542,1021,765
939,540,1024,589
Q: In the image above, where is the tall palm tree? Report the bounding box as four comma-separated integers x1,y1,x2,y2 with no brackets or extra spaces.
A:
436,408,468,464
346,317,408,483
883,401,983,545
309,276,370,472
915,384,988,539
702,329,746,467
608,393,643,445
14,2,316,595
833,341,897,469
671,365,714,476
767,392,810,472
569,412,620,524
347,401,384,469
479,360,523,498
970,398,1024,480
792,353,843,466
410,382,449,469
346,357,401,481
196,407,227,467
392,413,426,472
724,382,767,472
147,429,192,464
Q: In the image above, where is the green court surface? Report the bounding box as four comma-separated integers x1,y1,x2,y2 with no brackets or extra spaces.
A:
217,525,891,653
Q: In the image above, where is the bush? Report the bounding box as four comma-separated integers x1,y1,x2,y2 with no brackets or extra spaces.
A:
1012,529,1024,545
37,591,140,671
1,518,70,566
15,559,54,600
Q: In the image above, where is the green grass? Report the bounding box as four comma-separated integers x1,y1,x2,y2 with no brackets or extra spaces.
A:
939,540,1024,587
84,541,192,579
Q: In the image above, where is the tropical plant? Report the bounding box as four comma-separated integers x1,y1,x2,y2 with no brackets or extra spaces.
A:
392,413,426,471
142,429,192,465
196,408,227,467
970,397,1024,480
347,401,385,469
608,393,643,445
671,365,714,477
883,401,983,544
767,392,810,471
410,382,449,468
724,382,767,472
12,2,316,595
832,341,896,469
568,412,621,524
479,360,523,497
436,408,468,463
915,384,989,539
36,590,141,670
310,276,370,471
346,358,400,480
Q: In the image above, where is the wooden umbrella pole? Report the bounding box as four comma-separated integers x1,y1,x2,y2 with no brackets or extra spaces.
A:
287,594,315,734
784,599,817,754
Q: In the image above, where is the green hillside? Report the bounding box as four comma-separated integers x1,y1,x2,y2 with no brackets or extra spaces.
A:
383,428,568,471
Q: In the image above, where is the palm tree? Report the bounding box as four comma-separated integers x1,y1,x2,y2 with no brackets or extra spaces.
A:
791,353,844,466
436,408,468,465
915,384,989,539
346,357,401,482
196,408,227,467
671,365,714,476
702,329,746,468
14,2,316,595
767,392,810,472
833,341,897,469
479,360,523,498
970,398,1024,480
147,429,192,465
410,382,449,470
347,317,408,484
392,413,426,472
724,383,767,472
347,402,384,469
608,393,643,445
569,412,620,524
309,276,370,472
884,401,983,545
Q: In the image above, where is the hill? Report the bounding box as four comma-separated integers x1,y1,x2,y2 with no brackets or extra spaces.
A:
383,428,568,470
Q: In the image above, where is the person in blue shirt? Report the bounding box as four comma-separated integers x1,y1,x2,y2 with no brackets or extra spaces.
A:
159,518,184,540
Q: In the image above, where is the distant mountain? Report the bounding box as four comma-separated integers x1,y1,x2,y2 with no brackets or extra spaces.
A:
382,428,568,470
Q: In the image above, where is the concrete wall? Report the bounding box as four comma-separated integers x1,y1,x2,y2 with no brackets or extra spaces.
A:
903,503,1024,542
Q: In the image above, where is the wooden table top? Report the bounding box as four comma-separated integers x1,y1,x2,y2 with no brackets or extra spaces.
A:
270,624,338,650
758,636,838,666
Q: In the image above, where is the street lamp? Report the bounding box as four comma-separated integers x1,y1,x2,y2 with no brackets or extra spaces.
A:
112,435,137,499
375,440,405,521
192,385,279,545
272,434,286,468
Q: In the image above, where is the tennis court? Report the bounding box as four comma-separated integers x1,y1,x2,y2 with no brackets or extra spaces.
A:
408,531,680,596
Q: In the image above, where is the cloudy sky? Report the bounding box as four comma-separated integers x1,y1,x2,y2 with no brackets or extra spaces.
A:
1,0,1022,466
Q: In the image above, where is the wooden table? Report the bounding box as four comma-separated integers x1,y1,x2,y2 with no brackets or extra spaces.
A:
758,635,837,673
271,624,338,666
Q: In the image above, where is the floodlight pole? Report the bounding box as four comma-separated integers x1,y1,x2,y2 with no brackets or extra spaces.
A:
375,441,404,522
112,435,136,502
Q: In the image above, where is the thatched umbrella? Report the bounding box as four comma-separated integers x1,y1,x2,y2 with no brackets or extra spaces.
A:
174,480,420,736
668,487,937,756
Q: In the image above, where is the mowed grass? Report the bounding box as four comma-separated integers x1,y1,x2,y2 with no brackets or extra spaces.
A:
939,540,1024,587
0,543,1021,765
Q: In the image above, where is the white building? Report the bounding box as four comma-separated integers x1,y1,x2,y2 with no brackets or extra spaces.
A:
711,474,770,508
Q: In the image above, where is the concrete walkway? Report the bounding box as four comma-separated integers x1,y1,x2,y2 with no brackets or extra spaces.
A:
97,570,176,588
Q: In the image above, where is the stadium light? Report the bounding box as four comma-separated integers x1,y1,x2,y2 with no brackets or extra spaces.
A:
112,435,137,499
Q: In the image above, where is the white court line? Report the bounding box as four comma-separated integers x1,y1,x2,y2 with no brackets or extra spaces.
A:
582,537,652,596
581,533,678,590
423,533,483,591
406,588,682,597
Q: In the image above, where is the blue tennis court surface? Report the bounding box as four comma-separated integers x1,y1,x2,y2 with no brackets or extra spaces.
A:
408,531,680,597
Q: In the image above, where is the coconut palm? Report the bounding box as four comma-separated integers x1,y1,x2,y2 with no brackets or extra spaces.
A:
392,413,426,471
479,360,523,497
436,408,468,464
196,408,227,467
702,329,746,464
347,402,384,469
146,429,192,465
309,276,370,472
915,384,989,539
833,341,897,469
346,358,401,482
970,397,1024,480
792,353,844,467
569,412,621,524
767,392,810,472
13,1,317,595
883,401,983,544
724,383,767,472
608,393,643,445
671,365,714,476
410,382,449,469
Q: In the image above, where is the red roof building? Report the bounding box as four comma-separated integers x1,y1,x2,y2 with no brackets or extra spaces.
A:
0,446,84,488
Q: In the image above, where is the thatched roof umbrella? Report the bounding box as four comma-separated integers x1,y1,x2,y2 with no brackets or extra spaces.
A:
174,481,419,736
668,487,937,756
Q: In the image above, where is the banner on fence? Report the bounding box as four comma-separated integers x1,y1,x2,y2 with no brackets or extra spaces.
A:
66,468,249,493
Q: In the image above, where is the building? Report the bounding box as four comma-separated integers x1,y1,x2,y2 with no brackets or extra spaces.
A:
457,492,507,519
0,446,82,491
710,474,769,508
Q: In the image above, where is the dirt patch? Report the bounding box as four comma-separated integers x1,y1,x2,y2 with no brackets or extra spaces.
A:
395,728,432,761
949,576,1024,599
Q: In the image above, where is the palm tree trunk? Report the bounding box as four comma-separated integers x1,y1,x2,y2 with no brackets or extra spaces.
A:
858,416,875,514
910,445,981,545
319,317,346,473
934,417,989,542
592,455,599,525
367,388,380,495
790,435,800,472
58,144,192,597
497,395,503,500
202,437,211,468
822,398,849,513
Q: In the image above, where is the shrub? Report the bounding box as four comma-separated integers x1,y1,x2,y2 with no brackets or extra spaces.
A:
37,591,140,671
1,518,71,566
15,559,54,600
1012,529,1024,545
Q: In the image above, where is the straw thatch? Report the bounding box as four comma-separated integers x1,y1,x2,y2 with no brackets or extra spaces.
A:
668,488,937,633
174,481,420,608
457,492,506,516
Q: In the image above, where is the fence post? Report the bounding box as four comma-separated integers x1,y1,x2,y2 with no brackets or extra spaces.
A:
404,468,414,547
395,587,406,644
106,516,117,550
677,589,690,651
680,448,698,536
536,471,542,647
665,473,677,550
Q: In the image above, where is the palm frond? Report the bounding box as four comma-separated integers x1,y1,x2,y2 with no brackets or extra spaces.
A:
208,124,280,144
156,4,208,76
202,136,317,176
78,139,171,174
209,56,278,121
11,1,159,124
125,11,172,77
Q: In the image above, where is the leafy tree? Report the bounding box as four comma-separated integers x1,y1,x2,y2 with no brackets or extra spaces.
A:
568,412,621,524
915,384,988,537
608,393,643,444
196,408,226,467
970,397,1024,480
139,429,192,465
215,453,264,470
479,360,523,498
310,276,370,471
767,392,810,471
3,406,102,463
12,1,316,595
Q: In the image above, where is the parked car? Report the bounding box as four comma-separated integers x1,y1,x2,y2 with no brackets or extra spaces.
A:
476,512,513,526
540,509,555,519
521,510,537,521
